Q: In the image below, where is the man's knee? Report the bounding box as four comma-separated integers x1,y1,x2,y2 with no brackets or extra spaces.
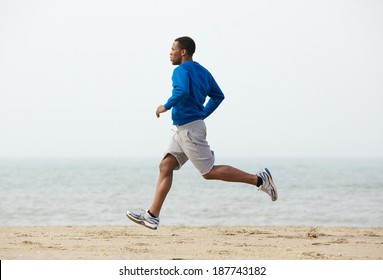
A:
202,173,209,180
202,168,215,180
159,154,178,173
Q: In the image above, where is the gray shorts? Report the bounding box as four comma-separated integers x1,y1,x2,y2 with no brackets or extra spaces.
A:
164,120,215,175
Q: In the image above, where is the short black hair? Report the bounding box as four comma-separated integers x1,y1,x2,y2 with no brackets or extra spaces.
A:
175,36,196,56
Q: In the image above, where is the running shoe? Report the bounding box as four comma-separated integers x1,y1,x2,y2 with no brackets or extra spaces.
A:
126,209,159,230
257,168,278,201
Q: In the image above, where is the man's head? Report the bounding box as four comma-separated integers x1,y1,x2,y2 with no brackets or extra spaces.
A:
170,36,196,65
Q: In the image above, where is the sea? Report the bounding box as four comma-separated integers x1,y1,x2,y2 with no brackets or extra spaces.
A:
0,157,382,228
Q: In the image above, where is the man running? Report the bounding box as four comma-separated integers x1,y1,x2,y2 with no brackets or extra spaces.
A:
127,36,278,230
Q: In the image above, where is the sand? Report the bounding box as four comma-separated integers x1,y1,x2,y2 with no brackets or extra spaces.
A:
0,226,382,260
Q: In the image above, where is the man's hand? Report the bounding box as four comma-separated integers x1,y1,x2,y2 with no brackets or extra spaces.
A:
156,105,167,118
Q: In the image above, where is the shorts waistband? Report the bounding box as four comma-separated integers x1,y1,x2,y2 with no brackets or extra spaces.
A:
176,119,205,130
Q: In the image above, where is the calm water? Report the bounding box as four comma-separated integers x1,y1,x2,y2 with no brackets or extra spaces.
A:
0,157,382,227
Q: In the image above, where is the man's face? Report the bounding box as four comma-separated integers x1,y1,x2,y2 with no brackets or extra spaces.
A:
170,41,183,65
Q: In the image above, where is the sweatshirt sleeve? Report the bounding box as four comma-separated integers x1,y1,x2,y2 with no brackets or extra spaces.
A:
203,75,225,119
164,67,190,110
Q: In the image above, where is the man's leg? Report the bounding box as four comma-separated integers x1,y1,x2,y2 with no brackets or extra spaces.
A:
203,165,278,201
203,165,260,186
149,154,179,217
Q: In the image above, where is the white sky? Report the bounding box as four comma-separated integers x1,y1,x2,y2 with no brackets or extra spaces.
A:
1,0,382,158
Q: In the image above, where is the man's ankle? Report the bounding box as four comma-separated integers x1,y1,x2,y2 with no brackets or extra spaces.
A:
148,209,158,218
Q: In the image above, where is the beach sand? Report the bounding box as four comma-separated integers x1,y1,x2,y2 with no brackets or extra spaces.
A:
0,226,382,260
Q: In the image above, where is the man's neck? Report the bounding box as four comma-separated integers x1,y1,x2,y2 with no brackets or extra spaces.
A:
181,56,193,64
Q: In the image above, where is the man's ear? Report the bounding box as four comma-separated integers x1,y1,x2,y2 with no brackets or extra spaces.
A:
181,49,187,56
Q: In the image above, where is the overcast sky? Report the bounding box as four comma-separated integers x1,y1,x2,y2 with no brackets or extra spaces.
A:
1,0,382,158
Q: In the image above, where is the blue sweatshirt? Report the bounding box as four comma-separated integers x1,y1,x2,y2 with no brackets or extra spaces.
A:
164,61,225,126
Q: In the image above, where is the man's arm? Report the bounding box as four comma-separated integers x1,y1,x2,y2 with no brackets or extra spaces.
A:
156,67,189,118
164,67,190,110
203,76,225,119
